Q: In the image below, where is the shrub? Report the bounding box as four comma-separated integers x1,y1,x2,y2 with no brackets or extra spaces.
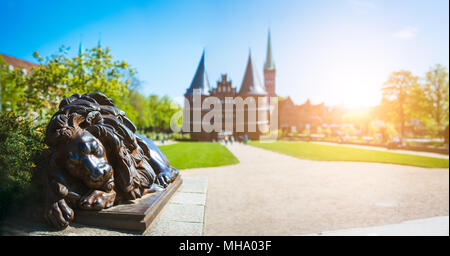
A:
0,112,46,221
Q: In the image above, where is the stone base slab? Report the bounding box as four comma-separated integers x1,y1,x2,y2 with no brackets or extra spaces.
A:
74,176,183,231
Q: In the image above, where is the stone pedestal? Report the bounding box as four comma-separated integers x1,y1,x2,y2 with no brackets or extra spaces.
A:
74,176,182,231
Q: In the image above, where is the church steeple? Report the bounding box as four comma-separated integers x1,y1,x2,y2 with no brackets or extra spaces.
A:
263,29,276,96
185,50,210,95
78,41,83,56
264,29,275,71
97,33,102,48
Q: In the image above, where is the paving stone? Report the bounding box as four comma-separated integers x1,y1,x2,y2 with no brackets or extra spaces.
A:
179,176,208,194
145,219,203,236
157,203,205,223
171,192,207,206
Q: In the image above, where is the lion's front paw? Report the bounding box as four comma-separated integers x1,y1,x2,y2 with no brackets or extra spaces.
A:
156,167,179,188
44,199,74,230
79,190,116,210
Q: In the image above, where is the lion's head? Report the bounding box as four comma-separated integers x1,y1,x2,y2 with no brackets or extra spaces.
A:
64,130,114,191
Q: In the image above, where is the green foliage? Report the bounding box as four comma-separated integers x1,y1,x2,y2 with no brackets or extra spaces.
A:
384,123,399,141
380,71,419,138
0,112,45,220
423,64,449,130
127,92,181,131
1,45,181,131
28,45,135,117
139,131,190,141
147,95,181,131
380,66,449,138
0,56,27,114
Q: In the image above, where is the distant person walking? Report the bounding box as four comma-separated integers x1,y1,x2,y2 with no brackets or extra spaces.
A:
244,134,248,144
224,135,229,145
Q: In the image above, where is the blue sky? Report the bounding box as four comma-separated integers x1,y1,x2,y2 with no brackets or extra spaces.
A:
1,0,448,107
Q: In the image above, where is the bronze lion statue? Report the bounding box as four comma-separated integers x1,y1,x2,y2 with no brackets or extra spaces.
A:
42,92,179,229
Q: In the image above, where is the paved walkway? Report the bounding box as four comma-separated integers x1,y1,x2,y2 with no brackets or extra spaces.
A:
304,216,448,236
312,141,449,159
181,143,449,235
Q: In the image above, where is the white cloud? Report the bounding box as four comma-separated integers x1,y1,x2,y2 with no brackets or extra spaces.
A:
393,26,419,39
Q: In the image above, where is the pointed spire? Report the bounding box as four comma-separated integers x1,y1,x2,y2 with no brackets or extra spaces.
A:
78,34,84,56
185,50,210,95
78,41,83,56
264,29,275,71
97,33,102,48
239,51,267,95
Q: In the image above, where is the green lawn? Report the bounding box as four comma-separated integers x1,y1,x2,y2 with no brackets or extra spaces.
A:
249,141,449,168
159,142,239,169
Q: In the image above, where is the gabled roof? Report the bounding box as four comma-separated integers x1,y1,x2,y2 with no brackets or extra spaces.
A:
264,30,275,71
0,53,38,72
185,51,210,95
279,96,294,106
239,52,267,96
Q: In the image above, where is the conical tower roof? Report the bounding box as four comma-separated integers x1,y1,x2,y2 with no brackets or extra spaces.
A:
264,30,275,71
239,51,267,96
185,50,210,95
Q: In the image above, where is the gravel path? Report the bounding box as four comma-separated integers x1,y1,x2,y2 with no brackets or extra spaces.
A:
180,143,449,235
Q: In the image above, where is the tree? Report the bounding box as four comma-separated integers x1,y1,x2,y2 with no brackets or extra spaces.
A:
128,89,150,128
28,45,136,120
423,64,449,132
0,112,45,220
0,56,27,115
1,45,181,132
380,71,419,139
147,95,181,131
